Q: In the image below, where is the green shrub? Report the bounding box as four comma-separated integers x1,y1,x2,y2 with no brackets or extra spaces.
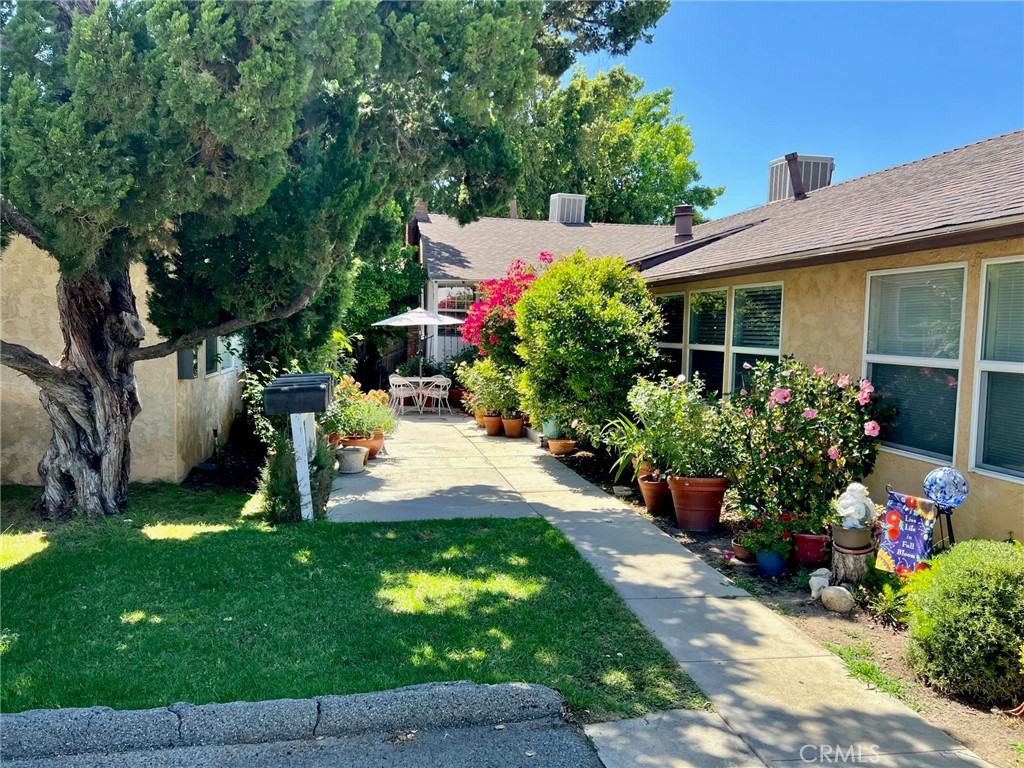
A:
323,398,395,438
257,430,335,524
515,250,662,441
904,540,1024,707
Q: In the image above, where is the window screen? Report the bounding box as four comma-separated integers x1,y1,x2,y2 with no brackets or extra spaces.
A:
869,363,958,461
867,269,963,359
982,261,1024,363
733,286,782,349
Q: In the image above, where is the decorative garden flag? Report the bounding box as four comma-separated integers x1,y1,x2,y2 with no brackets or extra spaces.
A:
876,490,937,576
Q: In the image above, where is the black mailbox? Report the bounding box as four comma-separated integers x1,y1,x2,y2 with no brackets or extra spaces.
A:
263,373,334,415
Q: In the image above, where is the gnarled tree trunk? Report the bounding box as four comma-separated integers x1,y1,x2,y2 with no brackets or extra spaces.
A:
7,268,145,518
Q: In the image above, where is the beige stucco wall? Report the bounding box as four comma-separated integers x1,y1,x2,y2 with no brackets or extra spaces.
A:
0,236,236,485
174,358,241,481
653,236,1024,542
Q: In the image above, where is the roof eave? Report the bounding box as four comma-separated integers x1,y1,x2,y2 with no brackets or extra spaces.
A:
643,215,1024,287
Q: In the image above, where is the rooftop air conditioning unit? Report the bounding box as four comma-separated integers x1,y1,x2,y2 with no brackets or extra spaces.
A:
768,155,835,203
548,193,587,223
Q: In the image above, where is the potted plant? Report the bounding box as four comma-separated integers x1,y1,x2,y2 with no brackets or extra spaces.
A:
828,482,878,551
660,376,733,531
322,398,395,461
494,370,525,438
739,512,794,577
467,358,506,436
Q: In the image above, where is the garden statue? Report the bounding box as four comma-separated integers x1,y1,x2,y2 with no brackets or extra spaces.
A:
834,482,874,528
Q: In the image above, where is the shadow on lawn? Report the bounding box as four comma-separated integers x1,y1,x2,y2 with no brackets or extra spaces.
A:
0,486,702,719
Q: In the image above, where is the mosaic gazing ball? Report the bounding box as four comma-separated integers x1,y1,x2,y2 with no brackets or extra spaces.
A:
923,467,969,509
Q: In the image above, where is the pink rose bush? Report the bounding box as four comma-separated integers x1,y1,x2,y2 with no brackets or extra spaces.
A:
726,356,890,534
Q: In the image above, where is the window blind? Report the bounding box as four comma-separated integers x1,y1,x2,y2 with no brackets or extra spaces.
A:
688,291,727,345
658,296,685,345
689,349,725,397
867,269,963,359
869,363,957,460
733,286,782,349
980,371,1024,476
982,261,1024,363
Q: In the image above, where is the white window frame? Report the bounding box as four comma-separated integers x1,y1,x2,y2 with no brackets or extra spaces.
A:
203,337,221,378
686,287,730,392
970,255,1024,484
731,281,784,390
203,336,241,378
862,262,967,464
655,293,686,375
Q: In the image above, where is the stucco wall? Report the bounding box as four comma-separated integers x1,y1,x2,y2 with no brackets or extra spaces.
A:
3,237,193,484
653,237,1024,542
174,360,241,481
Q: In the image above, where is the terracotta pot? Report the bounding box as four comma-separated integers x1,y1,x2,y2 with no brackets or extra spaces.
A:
547,438,576,456
483,415,504,436
340,429,385,462
637,473,670,514
631,457,653,478
501,417,525,438
793,533,831,564
326,431,343,450
731,538,754,562
831,523,873,550
666,476,729,531
474,411,486,428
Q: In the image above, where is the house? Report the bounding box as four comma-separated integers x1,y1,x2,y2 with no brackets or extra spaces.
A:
410,195,673,360
1,237,241,485
411,131,1024,542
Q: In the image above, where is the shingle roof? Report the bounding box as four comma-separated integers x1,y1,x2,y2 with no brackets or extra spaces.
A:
639,130,1024,281
418,214,672,281
418,130,1024,284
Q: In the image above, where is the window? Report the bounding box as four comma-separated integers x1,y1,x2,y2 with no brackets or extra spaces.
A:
865,266,965,460
974,259,1024,479
732,284,782,391
436,283,476,337
204,337,220,376
203,336,241,376
656,294,685,375
687,289,727,395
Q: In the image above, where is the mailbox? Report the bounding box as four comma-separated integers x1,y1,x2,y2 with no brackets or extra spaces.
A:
263,373,333,415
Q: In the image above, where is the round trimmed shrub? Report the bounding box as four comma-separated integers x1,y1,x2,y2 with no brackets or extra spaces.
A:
904,540,1024,707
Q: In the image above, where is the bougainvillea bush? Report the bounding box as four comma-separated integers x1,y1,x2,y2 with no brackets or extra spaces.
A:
461,253,553,368
725,356,891,532
515,250,662,442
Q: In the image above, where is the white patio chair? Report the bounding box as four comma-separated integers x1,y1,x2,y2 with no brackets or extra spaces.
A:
388,374,419,415
418,376,452,415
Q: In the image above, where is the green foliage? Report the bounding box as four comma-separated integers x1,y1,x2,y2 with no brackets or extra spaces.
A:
904,540,1024,707
823,642,924,711
855,557,909,630
323,398,395,439
724,357,889,532
515,251,662,442
458,357,518,417
257,430,333,524
396,357,444,378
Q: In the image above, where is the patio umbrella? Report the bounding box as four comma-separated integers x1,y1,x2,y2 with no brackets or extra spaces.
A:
372,308,464,375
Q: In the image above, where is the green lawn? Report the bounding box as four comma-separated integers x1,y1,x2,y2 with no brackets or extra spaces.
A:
0,484,707,720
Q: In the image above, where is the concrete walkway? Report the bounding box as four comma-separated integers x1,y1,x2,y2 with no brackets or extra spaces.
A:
328,415,994,768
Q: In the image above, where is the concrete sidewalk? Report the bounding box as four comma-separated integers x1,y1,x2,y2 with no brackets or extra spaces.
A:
329,415,994,768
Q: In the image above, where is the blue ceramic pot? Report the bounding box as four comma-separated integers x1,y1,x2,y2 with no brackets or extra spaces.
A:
756,549,786,578
542,418,563,439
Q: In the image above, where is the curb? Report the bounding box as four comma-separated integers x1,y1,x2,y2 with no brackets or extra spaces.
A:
0,681,564,760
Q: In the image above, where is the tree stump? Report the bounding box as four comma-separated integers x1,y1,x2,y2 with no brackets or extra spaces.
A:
831,549,871,585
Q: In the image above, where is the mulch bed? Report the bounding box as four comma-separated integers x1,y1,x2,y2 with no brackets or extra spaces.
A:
182,415,266,494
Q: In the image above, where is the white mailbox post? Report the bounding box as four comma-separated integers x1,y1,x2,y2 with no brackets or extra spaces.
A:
263,374,333,521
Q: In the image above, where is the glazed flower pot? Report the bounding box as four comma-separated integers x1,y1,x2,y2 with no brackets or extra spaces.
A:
541,418,563,439
547,438,576,456
637,473,670,515
831,523,873,550
793,533,831,564
756,549,786,578
731,538,754,562
340,429,385,462
483,415,504,436
501,417,525,438
666,477,728,531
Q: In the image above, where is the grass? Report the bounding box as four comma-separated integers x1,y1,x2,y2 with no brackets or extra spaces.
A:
824,641,924,712
0,484,707,721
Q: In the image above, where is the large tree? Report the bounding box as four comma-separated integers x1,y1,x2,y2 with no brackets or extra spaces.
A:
1,0,663,518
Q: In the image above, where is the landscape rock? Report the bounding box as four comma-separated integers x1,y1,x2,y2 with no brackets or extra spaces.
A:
820,585,856,614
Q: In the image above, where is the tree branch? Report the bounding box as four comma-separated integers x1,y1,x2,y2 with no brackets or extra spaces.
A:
0,339,82,391
1,196,46,250
128,281,322,363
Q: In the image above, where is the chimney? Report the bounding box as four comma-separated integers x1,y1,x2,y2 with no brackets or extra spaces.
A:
509,196,518,219
673,204,694,244
414,200,428,217
548,193,587,223
768,154,835,202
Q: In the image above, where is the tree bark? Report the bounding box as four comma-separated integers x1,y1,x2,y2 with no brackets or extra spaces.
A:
4,268,144,518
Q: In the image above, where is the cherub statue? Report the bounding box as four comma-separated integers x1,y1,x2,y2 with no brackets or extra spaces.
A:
834,482,874,529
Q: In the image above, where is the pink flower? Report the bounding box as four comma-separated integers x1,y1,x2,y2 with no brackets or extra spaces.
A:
946,375,957,388
859,380,874,394
743,407,753,416
742,362,752,370
827,446,841,461
538,251,554,264
856,390,870,405
759,452,767,459
813,366,826,376
802,408,819,419
774,425,784,432
769,387,792,405
723,552,735,562
740,389,747,396
837,374,851,389
864,420,880,437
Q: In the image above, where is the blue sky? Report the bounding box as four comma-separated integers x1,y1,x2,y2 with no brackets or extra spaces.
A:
579,2,1024,219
